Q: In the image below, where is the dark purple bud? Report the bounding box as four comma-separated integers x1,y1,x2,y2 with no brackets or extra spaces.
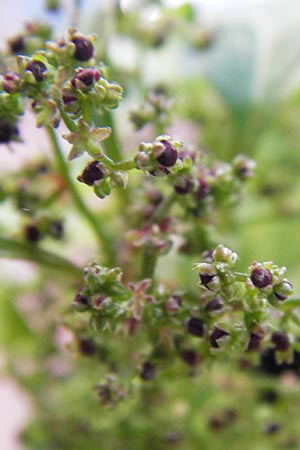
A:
24,224,42,243
2,71,20,93
180,349,201,367
72,36,94,61
271,332,289,352
205,297,224,312
0,121,19,143
196,179,210,199
79,338,96,356
72,291,90,312
210,327,229,348
140,361,156,381
77,161,104,186
26,60,47,82
208,416,224,431
250,267,273,288
9,35,25,54
247,333,262,351
156,140,178,167
71,68,101,89
174,177,194,195
186,317,205,337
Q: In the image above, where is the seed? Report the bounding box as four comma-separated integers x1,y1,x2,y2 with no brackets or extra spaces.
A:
72,36,94,61
250,267,273,288
2,71,20,93
210,327,229,348
186,317,204,337
78,161,104,186
271,332,289,352
156,140,178,167
205,297,224,312
180,349,201,367
71,68,100,89
26,60,47,82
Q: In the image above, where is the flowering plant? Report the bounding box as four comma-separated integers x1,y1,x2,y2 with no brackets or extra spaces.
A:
1,2,300,449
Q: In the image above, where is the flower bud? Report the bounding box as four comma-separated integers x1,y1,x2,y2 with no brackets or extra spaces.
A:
186,317,205,337
273,279,293,301
250,267,273,289
194,263,218,290
25,60,47,82
2,72,21,93
153,140,178,167
165,295,182,314
71,68,101,90
72,291,90,312
271,332,289,352
78,161,104,186
140,361,156,381
71,36,94,61
247,333,262,351
204,297,224,312
212,245,238,267
210,327,229,348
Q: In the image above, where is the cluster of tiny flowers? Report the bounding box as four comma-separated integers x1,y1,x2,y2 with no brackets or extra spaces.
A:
70,244,294,389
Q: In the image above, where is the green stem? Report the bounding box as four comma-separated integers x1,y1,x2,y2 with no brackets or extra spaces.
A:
141,245,157,280
0,237,81,277
111,159,136,171
96,109,123,162
46,126,114,264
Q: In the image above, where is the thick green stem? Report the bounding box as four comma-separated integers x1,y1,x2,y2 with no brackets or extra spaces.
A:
0,237,81,277
46,126,114,264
